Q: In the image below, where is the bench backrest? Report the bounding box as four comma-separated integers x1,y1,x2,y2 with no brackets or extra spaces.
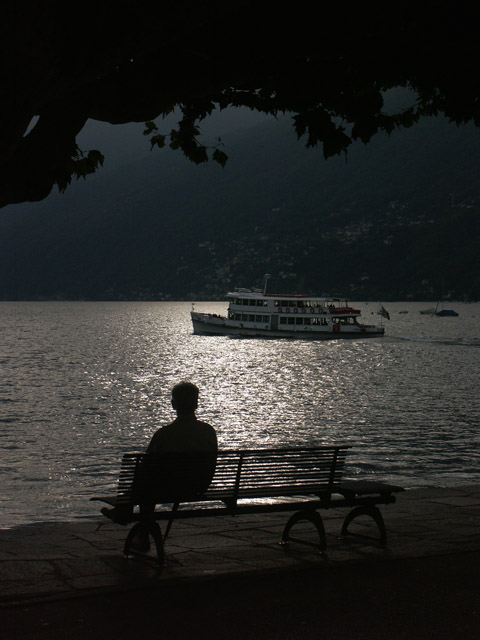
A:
116,452,217,505
206,446,349,501
115,446,350,506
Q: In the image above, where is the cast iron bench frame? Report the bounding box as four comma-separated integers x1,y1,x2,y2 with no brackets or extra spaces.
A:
92,446,404,565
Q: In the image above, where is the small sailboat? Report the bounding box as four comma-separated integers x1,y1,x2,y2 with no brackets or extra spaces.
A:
435,284,459,316
435,304,459,317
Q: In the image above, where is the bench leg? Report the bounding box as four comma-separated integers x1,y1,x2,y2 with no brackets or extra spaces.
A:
163,502,179,542
148,522,165,565
281,509,326,552
124,521,165,565
340,505,387,546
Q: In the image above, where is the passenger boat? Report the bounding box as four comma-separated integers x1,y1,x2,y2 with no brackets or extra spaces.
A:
191,287,385,339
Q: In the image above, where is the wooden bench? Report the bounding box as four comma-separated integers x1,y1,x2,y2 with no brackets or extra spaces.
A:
92,446,404,565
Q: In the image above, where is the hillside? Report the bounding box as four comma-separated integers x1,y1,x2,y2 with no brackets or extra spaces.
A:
1,114,479,301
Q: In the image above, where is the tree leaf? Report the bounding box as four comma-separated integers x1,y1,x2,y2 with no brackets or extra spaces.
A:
150,134,166,150
143,121,158,136
212,149,228,167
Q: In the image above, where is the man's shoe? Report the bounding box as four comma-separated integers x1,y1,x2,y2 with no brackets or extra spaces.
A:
101,506,131,525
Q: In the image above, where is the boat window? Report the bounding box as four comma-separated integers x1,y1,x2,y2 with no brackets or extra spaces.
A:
295,317,303,325
288,317,295,325
248,314,255,322
279,317,287,324
312,317,328,325
297,301,304,309
304,318,312,325
249,299,256,306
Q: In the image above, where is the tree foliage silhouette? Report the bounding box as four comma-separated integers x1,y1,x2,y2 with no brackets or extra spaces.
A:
2,1,480,207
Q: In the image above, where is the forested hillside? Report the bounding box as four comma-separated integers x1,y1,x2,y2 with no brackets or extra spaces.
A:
1,114,479,301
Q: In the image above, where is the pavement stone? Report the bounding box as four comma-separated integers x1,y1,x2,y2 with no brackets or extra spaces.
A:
1,486,480,606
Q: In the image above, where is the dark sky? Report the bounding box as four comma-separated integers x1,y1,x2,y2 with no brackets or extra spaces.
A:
75,109,275,173
3,88,417,214
72,87,417,175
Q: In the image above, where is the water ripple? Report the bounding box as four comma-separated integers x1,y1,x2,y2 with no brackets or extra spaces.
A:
0,300,479,526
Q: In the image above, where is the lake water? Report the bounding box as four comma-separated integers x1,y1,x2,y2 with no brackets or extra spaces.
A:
1,300,479,528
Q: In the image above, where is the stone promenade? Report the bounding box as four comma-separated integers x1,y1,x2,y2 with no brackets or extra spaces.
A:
1,485,480,607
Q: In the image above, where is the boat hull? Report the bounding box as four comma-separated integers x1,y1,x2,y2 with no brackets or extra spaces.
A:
435,310,459,317
191,313,384,339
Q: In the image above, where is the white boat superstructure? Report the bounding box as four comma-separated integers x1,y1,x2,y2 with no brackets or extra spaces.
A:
191,288,385,339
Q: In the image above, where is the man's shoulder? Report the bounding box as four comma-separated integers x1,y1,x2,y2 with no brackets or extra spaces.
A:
157,418,215,431
195,419,216,431
148,418,216,441
147,423,171,446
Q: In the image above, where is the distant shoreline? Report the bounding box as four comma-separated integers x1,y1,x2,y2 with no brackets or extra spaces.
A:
1,298,479,303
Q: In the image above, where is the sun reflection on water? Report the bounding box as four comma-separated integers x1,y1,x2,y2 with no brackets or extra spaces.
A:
1,300,480,525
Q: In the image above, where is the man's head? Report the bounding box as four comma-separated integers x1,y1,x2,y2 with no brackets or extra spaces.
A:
171,381,199,414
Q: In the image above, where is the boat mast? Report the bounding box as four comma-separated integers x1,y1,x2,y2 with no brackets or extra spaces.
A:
263,273,271,295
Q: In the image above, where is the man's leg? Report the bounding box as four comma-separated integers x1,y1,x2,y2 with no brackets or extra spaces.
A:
101,503,133,525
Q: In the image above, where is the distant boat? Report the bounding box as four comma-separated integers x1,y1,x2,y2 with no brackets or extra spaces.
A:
435,299,459,317
431,280,459,317
435,307,459,317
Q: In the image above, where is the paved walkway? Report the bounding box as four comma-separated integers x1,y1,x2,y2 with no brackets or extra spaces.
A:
1,485,480,606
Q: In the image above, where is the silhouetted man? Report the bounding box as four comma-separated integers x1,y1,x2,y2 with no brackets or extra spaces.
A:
147,381,217,455
101,382,217,530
